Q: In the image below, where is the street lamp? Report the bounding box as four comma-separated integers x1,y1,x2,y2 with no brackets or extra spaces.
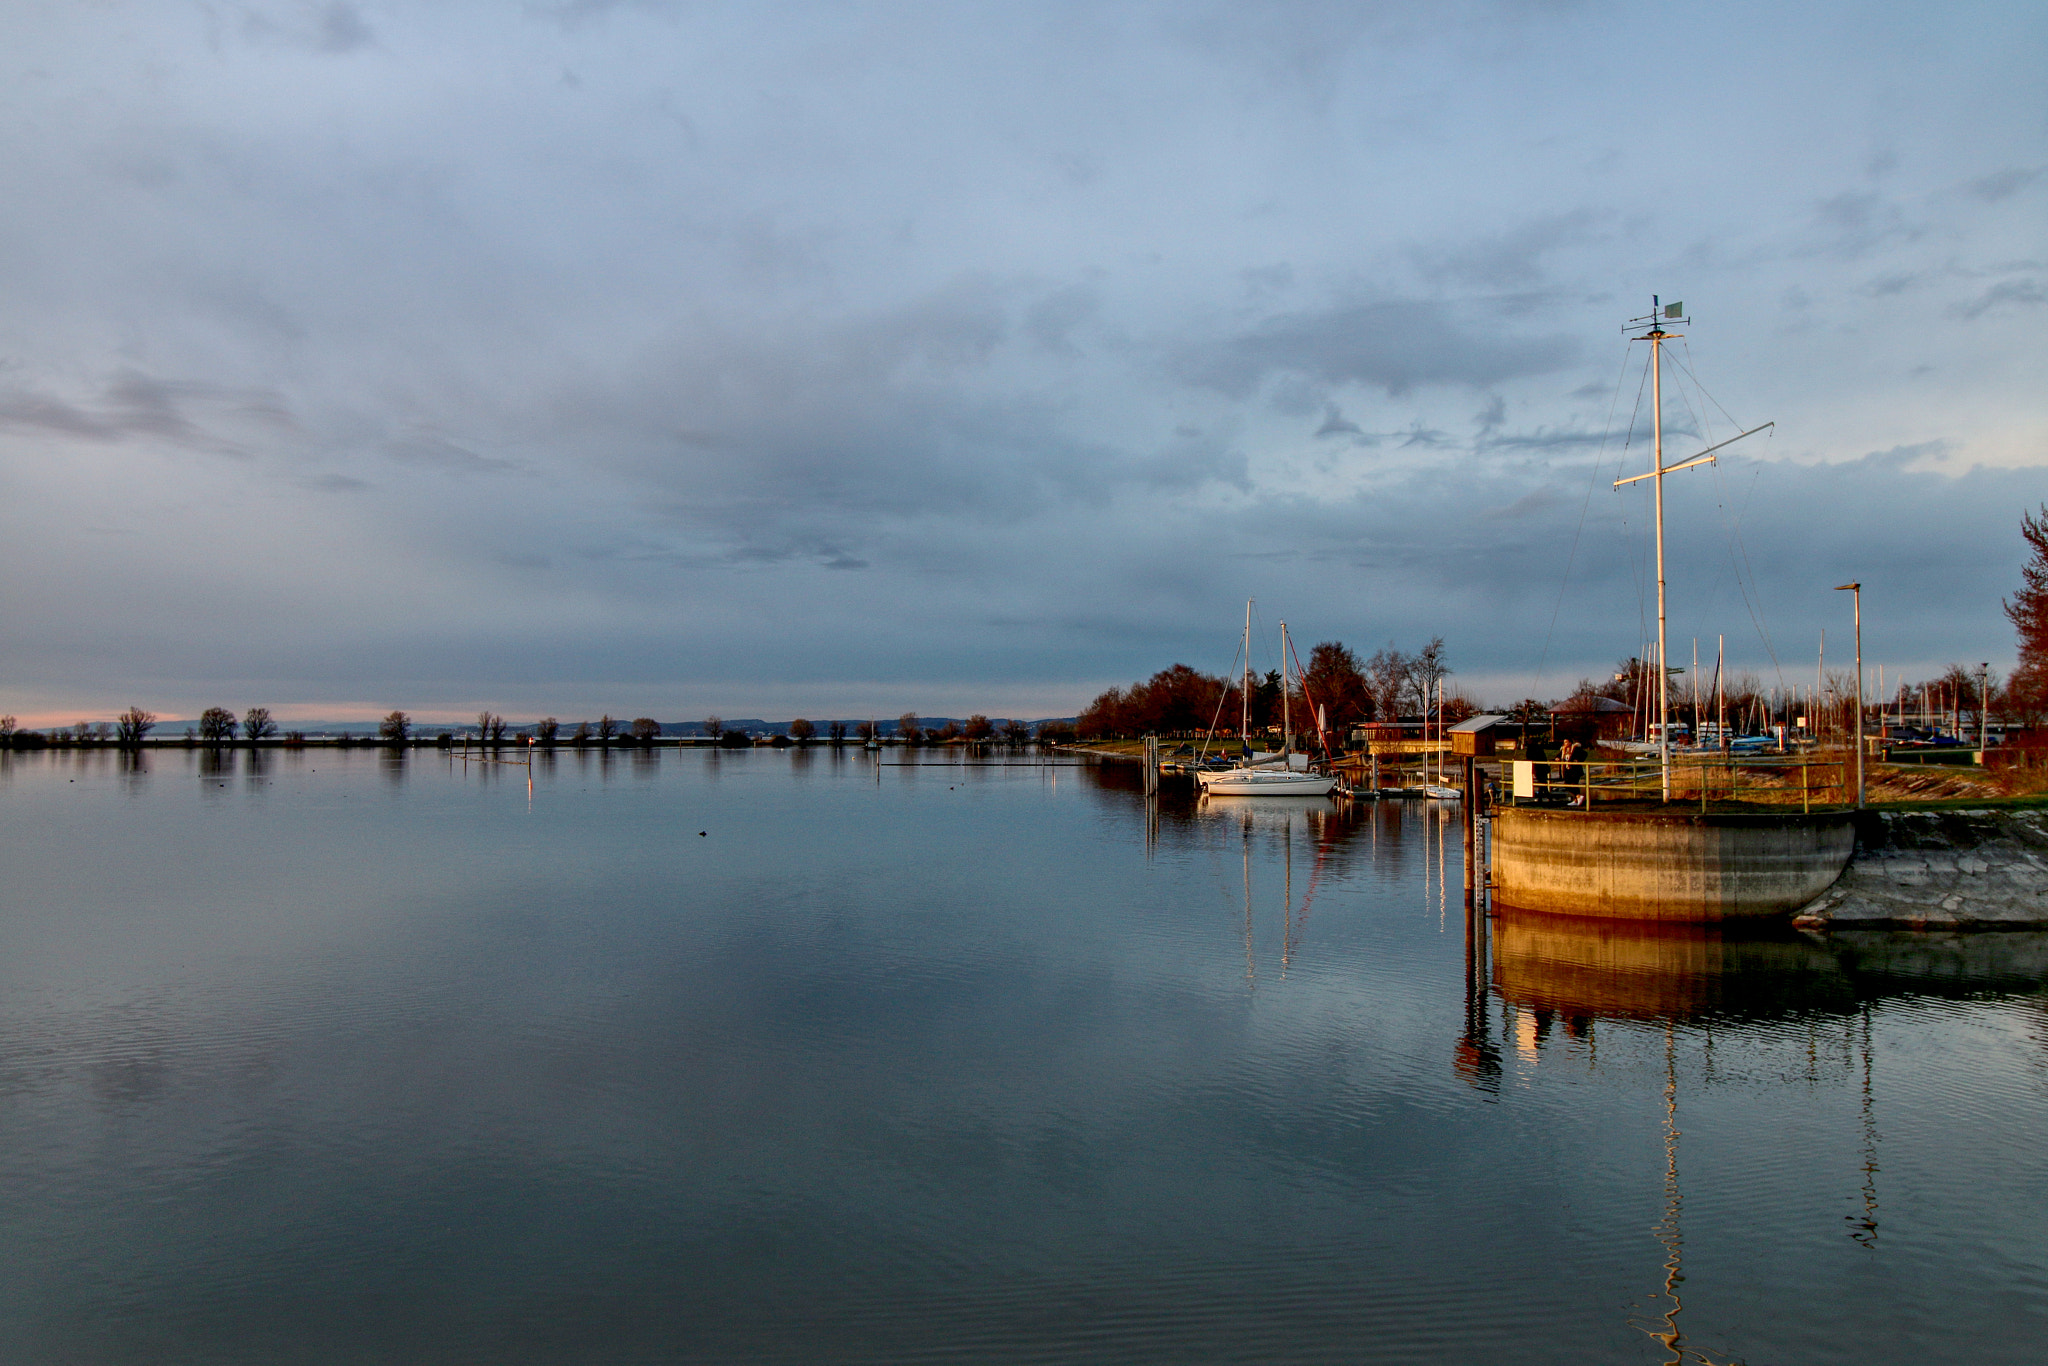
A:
1980,662,1990,756
1834,583,1863,809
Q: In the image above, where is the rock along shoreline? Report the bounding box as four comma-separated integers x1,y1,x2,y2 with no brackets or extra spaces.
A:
1795,809,2048,931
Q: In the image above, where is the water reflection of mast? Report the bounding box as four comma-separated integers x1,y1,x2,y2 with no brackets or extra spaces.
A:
1281,814,1293,977
1454,892,1501,1092
1850,1003,1880,1247
1635,1026,1737,1366
1242,811,1256,986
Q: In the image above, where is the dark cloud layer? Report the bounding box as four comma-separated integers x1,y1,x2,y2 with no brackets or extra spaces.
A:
0,1,2041,719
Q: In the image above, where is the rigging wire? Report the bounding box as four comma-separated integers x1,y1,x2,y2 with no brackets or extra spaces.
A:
1614,352,1656,660
1532,343,1638,693
1675,341,1788,692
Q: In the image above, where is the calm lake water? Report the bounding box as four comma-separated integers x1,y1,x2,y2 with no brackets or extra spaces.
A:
3,745,2046,1363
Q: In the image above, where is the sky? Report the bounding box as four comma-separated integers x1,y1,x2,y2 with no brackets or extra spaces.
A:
1,0,2043,724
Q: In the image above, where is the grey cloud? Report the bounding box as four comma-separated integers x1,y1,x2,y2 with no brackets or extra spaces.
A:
305,474,371,493
1863,270,1924,297
1806,189,1920,259
1951,279,2047,320
1179,300,1579,399
0,372,287,454
1482,488,1562,521
383,431,519,476
1410,211,1604,289
230,2,378,55
1023,285,1100,356
1965,167,2042,202
1314,405,1365,439
1480,426,1608,452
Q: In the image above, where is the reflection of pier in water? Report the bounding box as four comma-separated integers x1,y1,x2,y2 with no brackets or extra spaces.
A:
1464,904,2048,1364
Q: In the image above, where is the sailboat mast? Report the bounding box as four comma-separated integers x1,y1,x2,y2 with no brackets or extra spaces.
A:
1280,621,1292,756
1241,599,1252,747
1652,313,1670,798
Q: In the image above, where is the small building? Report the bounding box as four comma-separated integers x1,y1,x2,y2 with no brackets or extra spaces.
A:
1551,694,1636,742
1448,714,1520,757
1351,716,1428,748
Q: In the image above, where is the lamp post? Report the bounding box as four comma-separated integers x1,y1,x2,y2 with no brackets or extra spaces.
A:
1834,583,1863,809
1979,662,1990,756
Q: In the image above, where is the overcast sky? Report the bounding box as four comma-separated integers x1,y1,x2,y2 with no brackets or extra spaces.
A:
1,1,2042,723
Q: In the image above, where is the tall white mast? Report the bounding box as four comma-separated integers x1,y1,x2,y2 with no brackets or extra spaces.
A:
1279,621,1292,758
1614,298,1771,801
1241,599,1252,748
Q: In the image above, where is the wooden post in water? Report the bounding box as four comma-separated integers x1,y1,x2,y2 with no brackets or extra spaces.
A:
1143,735,1158,795
1462,755,1477,904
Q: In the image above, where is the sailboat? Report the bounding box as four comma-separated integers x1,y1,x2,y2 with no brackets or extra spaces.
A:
1197,609,1338,797
1422,677,1462,800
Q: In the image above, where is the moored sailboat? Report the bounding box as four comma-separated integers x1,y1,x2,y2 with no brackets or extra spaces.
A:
1196,608,1338,797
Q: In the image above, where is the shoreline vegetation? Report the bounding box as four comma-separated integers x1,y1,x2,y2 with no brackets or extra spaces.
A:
0,708,1079,752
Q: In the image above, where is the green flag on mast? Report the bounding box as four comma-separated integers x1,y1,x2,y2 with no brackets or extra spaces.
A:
1664,301,1683,318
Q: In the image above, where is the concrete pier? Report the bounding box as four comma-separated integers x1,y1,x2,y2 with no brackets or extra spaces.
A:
1491,807,1855,922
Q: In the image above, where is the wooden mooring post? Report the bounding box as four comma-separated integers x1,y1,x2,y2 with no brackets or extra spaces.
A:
1143,735,1158,795
1462,755,1477,905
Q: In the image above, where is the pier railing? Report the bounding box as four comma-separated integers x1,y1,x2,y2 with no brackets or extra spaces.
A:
1496,750,1858,813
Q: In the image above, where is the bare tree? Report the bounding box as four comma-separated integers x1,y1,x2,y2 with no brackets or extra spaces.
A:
476,711,500,743
964,714,993,741
534,717,560,743
570,720,592,744
631,717,661,743
1365,647,1412,720
197,707,238,744
701,716,723,741
597,714,618,744
243,707,277,742
116,707,156,746
896,712,920,745
1408,637,1450,715
0,715,14,741
854,720,876,742
828,720,847,743
1001,717,1029,745
380,711,411,743
72,721,93,743
488,714,509,743
788,717,816,743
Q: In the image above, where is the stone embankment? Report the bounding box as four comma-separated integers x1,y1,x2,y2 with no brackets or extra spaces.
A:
1795,809,2048,930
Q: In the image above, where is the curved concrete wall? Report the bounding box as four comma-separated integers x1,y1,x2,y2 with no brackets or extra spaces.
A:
1491,808,1855,921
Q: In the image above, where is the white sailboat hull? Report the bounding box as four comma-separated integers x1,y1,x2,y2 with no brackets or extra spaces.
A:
1197,767,1339,796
